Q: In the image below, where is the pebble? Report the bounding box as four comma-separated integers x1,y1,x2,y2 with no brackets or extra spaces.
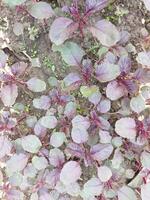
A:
140,27,149,37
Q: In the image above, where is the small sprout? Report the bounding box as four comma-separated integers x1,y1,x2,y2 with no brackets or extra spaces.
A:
43,57,56,72
28,26,39,41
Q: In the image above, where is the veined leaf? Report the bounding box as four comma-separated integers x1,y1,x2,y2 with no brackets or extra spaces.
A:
89,19,120,47
28,2,54,19
49,17,78,45
53,42,85,66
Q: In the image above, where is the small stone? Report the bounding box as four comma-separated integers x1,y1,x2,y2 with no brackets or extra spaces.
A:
142,18,145,24
140,28,149,37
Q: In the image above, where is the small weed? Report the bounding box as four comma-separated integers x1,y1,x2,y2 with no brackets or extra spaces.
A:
87,44,100,55
115,6,129,23
43,56,56,72
28,26,39,41
30,44,38,58
0,17,8,30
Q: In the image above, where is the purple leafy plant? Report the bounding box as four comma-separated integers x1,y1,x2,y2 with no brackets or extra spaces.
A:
49,0,120,46
0,0,150,200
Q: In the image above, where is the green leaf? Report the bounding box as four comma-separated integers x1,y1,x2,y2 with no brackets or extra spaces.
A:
27,77,46,92
28,2,54,19
32,156,48,170
53,42,85,66
22,135,42,153
3,0,26,6
80,85,99,98
118,186,137,200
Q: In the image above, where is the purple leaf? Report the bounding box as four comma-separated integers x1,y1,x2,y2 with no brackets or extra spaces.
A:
119,31,130,45
98,166,112,182
7,117,17,129
134,68,150,84
115,118,137,140
49,148,65,167
24,163,37,178
27,77,46,92
95,62,120,82
11,62,27,76
118,186,137,200
40,115,57,129
106,80,127,101
90,143,113,161
99,130,112,144
32,155,48,170
50,132,66,147
1,84,18,107
86,0,109,13
104,51,117,64
49,17,78,45
64,102,77,118
71,126,89,144
141,182,150,200
72,115,90,129
60,161,82,185
63,73,82,88
39,191,51,200
97,98,111,113
45,169,60,188
6,153,28,174
28,2,54,19
32,156,48,171
118,56,131,74
0,136,12,158
82,178,103,198
6,189,24,200
89,19,120,47
54,42,85,66
26,116,37,130
34,121,47,137
66,142,85,158
98,116,110,130
33,95,51,110
81,59,93,82
122,79,138,94
88,91,101,105
65,182,80,197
